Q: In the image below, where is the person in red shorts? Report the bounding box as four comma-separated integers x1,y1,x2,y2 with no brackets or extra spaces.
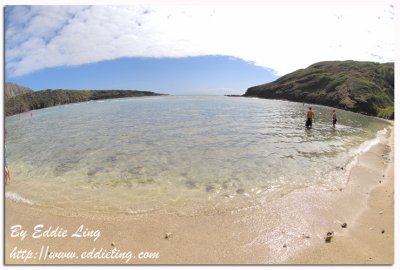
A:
305,107,314,129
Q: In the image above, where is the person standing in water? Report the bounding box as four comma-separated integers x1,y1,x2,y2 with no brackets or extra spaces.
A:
4,130,11,185
305,107,314,129
332,109,337,128
5,149,11,185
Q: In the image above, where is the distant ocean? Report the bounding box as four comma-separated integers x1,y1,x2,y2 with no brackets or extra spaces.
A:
5,96,389,217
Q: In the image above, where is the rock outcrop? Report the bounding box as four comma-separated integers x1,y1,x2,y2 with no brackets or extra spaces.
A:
5,82,33,99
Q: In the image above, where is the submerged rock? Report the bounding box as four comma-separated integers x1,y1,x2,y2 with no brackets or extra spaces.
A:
341,223,347,228
54,159,80,174
236,188,245,194
87,167,102,177
185,181,197,189
205,185,215,192
106,156,117,162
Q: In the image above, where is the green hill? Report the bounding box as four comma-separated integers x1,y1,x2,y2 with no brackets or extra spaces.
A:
5,89,165,116
244,61,394,119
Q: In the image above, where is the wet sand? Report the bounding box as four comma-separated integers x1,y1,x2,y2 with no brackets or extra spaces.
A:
4,126,394,265
289,133,394,264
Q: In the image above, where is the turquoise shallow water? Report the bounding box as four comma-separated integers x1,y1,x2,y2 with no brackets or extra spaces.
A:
5,96,389,216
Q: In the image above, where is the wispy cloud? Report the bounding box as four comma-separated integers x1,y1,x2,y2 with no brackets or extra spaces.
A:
5,5,394,78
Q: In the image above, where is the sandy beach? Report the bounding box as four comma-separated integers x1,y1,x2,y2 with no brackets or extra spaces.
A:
289,125,394,264
4,125,394,265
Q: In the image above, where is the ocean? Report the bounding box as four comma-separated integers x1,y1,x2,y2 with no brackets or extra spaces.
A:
5,96,389,217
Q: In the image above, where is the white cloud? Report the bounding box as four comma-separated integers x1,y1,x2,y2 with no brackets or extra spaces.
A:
5,4,395,77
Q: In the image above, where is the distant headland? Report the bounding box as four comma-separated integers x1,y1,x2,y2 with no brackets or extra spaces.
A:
5,83,166,116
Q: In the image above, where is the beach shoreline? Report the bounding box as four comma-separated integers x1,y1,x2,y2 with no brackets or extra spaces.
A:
4,124,394,265
288,123,394,264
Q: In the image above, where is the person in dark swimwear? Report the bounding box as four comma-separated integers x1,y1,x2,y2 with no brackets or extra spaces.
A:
5,130,11,185
332,110,337,128
305,107,314,129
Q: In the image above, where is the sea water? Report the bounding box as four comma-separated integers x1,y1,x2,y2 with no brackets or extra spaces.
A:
5,96,389,217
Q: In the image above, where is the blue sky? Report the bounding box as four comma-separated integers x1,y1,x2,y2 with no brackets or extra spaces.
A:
5,5,394,95
8,56,276,95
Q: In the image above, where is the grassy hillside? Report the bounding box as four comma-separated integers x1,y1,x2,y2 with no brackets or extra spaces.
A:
5,89,164,116
244,61,394,119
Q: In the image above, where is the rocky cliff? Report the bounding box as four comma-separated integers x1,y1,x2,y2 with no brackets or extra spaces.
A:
4,82,33,99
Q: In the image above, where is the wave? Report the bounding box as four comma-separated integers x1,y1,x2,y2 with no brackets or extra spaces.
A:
340,128,389,184
315,127,390,190
5,192,34,206
350,128,388,156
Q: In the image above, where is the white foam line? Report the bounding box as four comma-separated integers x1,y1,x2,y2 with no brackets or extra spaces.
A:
350,128,388,156
341,128,389,184
5,192,34,206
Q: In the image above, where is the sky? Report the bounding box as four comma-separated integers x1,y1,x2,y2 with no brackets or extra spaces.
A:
4,4,395,95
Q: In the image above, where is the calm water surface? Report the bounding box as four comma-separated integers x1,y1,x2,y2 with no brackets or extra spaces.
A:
5,96,388,216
